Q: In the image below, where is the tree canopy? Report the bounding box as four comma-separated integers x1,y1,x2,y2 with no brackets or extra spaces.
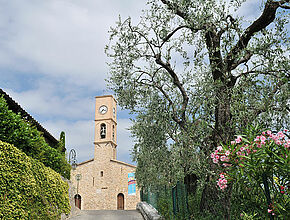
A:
106,0,289,216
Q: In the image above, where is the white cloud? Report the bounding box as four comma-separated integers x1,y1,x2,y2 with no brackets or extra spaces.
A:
42,119,95,162
0,0,147,89
116,118,135,164
4,83,95,120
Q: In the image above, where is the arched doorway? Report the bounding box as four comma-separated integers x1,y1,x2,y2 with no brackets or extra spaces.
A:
74,194,81,209
117,193,124,210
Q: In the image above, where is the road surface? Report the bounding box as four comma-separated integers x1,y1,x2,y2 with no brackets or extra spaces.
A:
69,210,144,220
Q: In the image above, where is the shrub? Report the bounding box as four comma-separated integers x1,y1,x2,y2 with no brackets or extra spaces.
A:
0,140,70,219
0,96,70,179
212,129,289,219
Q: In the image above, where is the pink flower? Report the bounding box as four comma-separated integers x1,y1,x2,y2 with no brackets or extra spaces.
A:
217,177,228,190
268,209,272,213
235,136,242,144
260,135,266,144
236,151,241,156
225,150,230,156
223,163,231,167
211,153,215,158
240,147,245,151
271,134,278,141
278,131,284,138
231,141,235,145
217,146,223,151
215,155,220,160
220,156,226,161
267,130,272,135
213,158,218,163
254,136,260,142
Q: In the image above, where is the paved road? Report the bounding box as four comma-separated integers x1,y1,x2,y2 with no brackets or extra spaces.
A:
69,210,144,220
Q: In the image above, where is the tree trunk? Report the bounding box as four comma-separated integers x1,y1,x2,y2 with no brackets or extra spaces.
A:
200,84,234,219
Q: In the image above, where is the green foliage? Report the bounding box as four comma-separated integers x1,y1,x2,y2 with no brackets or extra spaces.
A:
107,0,289,187
106,0,289,217
213,128,290,219
57,131,66,153
0,96,71,179
0,140,70,219
142,183,190,220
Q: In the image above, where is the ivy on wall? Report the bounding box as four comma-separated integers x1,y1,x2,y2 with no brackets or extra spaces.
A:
0,96,70,179
0,140,70,219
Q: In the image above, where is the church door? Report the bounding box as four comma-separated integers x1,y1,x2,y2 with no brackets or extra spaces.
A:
117,193,124,210
74,194,81,209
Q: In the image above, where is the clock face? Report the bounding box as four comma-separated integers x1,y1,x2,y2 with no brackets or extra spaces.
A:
99,105,108,114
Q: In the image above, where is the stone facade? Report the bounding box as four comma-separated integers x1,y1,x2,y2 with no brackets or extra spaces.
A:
71,95,140,210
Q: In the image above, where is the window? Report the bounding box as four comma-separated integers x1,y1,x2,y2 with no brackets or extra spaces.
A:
100,171,104,177
112,125,115,139
100,123,106,139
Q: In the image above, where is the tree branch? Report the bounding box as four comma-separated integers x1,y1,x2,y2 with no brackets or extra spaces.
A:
160,0,190,21
155,53,189,128
160,25,191,47
128,20,157,56
160,0,206,32
279,5,290,9
253,80,287,117
226,0,281,69
155,84,183,128
230,51,253,71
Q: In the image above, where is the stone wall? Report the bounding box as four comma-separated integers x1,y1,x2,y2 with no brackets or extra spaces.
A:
61,178,80,220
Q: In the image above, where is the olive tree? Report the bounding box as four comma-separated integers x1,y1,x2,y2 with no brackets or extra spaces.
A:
106,0,289,217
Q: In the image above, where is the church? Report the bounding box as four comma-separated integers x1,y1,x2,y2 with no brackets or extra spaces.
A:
71,95,140,210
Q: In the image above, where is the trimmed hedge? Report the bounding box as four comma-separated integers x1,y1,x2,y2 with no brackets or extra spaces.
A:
0,96,70,179
0,140,70,219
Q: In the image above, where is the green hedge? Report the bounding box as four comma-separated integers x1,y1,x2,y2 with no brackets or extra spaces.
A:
0,96,70,179
0,140,70,219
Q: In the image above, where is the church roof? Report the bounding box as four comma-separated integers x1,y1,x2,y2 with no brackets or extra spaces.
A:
77,158,94,166
76,158,136,168
110,159,136,168
0,88,59,148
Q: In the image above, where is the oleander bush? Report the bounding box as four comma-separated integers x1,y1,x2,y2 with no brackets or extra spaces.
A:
0,140,70,219
0,95,70,179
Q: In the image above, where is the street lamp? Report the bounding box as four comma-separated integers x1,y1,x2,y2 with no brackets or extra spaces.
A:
71,161,77,170
69,149,77,170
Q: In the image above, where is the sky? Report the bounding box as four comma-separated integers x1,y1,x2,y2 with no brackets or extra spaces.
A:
0,0,147,165
0,0,286,165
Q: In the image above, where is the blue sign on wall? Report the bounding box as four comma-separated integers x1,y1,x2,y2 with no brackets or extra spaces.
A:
128,173,136,195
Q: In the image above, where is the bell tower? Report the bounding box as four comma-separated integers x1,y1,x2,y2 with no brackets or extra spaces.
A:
94,95,117,161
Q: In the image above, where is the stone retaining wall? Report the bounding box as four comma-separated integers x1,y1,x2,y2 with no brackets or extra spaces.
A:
136,202,163,220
